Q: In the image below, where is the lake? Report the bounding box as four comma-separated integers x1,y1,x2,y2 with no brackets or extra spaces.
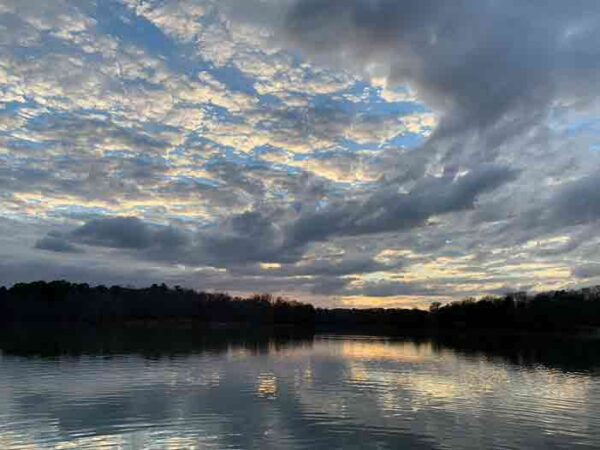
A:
0,329,599,449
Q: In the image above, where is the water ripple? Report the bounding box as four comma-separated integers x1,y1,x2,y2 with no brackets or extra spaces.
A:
0,336,599,449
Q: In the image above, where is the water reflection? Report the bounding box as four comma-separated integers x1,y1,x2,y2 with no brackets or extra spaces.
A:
0,329,599,449
256,373,278,399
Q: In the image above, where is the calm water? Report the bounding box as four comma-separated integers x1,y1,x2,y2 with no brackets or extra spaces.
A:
0,330,599,449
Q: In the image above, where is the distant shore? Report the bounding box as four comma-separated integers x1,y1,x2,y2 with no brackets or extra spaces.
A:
2,281,600,335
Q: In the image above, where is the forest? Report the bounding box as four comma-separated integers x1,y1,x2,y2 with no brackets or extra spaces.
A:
1,281,600,333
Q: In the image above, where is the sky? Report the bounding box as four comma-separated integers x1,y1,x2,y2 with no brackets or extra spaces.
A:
1,0,600,308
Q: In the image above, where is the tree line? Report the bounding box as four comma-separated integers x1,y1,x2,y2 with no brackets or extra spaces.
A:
0,281,314,326
428,288,600,332
1,281,600,333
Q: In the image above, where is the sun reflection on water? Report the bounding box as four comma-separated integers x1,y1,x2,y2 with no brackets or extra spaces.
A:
256,373,278,399
0,336,598,449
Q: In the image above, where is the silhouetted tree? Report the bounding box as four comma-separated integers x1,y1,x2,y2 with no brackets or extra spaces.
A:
1,281,599,334
0,281,315,327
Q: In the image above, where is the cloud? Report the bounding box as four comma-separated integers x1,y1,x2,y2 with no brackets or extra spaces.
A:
287,165,516,246
349,280,441,299
550,173,600,227
280,0,600,139
5,0,600,304
34,234,83,254
572,263,600,280
41,163,513,268
199,210,296,264
0,258,183,289
70,216,190,251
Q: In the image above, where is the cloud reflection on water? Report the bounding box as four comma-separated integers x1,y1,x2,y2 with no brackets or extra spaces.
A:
0,335,598,449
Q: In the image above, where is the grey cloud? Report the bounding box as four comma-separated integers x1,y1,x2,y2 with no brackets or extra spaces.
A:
287,165,516,246
293,257,385,277
281,0,600,145
70,217,190,252
205,160,268,198
352,281,441,299
10,0,600,303
52,212,294,266
199,211,299,264
217,0,600,184
34,214,284,268
71,217,153,249
252,100,403,146
196,165,514,265
216,0,600,296
27,115,169,154
0,259,184,289
41,165,513,268
550,173,600,227
484,171,600,249
310,276,350,295
0,167,53,193
231,254,388,278
573,263,600,279
34,235,84,254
